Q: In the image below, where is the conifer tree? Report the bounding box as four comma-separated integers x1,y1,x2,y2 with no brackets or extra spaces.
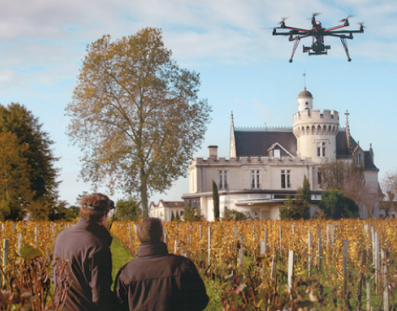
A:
212,181,220,221
0,103,59,205
0,132,33,220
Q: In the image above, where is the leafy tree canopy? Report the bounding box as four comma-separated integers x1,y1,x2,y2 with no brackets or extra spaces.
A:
66,28,211,218
279,175,311,220
0,103,59,203
114,199,141,221
184,205,204,222
0,132,33,221
380,169,397,218
318,188,359,219
318,159,365,205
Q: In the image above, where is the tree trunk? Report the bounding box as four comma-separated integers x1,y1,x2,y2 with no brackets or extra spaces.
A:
140,168,149,219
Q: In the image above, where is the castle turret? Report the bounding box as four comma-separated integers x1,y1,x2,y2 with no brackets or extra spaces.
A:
298,87,313,112
293,88,339,162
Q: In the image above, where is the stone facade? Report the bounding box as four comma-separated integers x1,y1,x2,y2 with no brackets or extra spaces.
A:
182,88,380,221
149,200,185,222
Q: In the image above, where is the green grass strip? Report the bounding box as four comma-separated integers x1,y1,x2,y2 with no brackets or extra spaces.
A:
111,236,134,289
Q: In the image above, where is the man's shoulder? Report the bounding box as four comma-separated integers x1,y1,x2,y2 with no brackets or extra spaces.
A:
53,226,105,255
118,254,195,282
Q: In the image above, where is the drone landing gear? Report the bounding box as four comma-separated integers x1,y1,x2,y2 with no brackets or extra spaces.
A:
340,37,352,62
289,38,300,63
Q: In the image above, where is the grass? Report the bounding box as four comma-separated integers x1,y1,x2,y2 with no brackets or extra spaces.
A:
203,278,223,310
111,236,134,289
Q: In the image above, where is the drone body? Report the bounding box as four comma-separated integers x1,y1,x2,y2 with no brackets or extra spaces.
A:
272,14,364,62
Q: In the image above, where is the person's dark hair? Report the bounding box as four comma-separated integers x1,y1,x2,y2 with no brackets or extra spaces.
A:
80,193,110,223
137,218,164,244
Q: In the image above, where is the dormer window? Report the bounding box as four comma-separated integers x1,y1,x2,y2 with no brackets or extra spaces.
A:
356,153,361,166
273,149,281,158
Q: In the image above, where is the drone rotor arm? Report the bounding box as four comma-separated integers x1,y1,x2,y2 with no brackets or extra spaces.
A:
324,24,347,32
272,29,308,37
325,29,362,35
282,26,310,32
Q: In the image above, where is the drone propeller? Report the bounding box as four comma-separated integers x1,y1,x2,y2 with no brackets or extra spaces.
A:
307,13,321,20
357,22,366,28
339,15,354,23
279,17,288,24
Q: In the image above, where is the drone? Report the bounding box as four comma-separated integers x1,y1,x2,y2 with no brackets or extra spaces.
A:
272,14,364,62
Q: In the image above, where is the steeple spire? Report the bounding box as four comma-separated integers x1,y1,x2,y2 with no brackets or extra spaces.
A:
345,110,352,153
229,112,237,158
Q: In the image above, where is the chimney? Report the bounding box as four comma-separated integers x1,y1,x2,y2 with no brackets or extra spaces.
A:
208,145,218,159
370,143,374,163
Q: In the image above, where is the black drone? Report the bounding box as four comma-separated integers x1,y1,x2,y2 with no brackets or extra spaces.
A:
272,14,364,62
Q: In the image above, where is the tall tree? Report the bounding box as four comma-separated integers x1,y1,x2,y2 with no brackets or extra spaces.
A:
279,175,311,220
380,169,397,218
115,198,142,221
318,188,359,219
318,159,365,206
0,132,33,220
66,28,211,218
0,103,59,203
212,180,220,221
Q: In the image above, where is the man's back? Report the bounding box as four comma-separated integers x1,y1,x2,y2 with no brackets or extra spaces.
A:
115,242,208,311
53,218,114,311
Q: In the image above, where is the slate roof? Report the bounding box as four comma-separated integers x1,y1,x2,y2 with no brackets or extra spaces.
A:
150,200,185,208
364,151,377,170
234,131,298,157
233,129,377,170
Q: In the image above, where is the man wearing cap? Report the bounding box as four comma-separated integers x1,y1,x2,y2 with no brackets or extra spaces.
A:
53,193,117,311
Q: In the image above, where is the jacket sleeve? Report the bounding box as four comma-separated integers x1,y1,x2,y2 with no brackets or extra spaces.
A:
180,260,209,311
89,246,117,311
114,267,130,311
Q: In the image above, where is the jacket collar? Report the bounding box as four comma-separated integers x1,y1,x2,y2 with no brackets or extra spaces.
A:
75,218,113,247
138,242,168,258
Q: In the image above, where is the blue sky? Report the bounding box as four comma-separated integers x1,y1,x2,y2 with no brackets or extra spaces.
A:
0,0,396,205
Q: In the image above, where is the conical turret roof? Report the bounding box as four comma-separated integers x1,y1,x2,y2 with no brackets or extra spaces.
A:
298,87,313,99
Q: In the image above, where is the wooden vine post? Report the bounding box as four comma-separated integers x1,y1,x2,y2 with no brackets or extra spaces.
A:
35,227,39,249
375,232,380,293
317,226,322,272
308,232,312,277
326,225,330,263
239,233,244,273
17,232,22,253
381,248,389,311
279,225,282,261
288,250,294,300
260,226,268,257
2,239,9,286
343,239,348,310
207,226,211,266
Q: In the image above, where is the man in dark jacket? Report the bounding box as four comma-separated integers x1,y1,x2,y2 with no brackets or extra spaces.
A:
53,193,116,311
115,218,209,311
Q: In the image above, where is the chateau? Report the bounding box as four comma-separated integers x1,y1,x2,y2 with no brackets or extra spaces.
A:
182,88,380,220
